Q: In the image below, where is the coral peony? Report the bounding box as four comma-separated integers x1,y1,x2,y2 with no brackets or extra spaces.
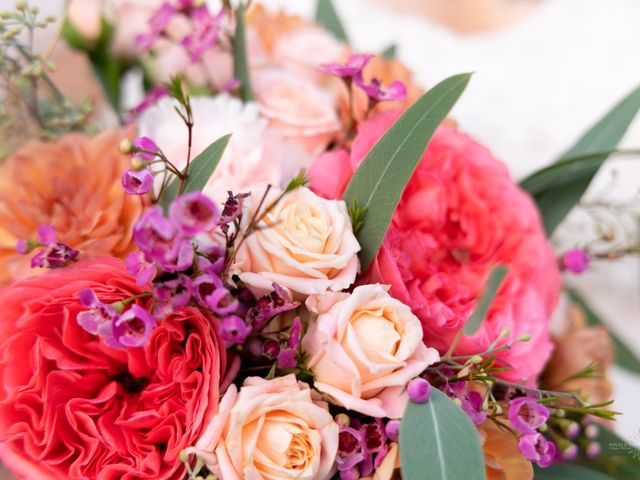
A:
0,258,226,480
0,130,144,285
309,110,561,383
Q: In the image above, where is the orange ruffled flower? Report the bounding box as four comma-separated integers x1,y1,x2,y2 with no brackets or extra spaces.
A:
0,129,144,285
479,421,533,480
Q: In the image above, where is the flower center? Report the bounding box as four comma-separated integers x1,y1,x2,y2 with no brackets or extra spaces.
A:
113,371,150,394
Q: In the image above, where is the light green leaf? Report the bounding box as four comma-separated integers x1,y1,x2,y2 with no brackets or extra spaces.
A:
381,43,397,59
520,84,640,235
342,73,471,270
315,0,348,42
568,290,640,374
159,134,231,211
400,387,486,480
463,265,508,335
233,3,253,101
533,463,614,480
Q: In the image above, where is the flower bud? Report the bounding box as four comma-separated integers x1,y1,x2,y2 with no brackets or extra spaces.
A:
469,354,483,364
119,138,132,154
334,413,350,427
385,420,401,442
407,378,431,404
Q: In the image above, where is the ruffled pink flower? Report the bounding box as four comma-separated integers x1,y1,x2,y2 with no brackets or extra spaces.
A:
0,257,226,480
309,110,561,384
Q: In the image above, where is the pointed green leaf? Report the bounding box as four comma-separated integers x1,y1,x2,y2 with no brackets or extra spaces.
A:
233,3,253,101
315,0,348,42
381,43,397,59
159,134,231,211
400,388,486,480
568,290,640,374
464,265,508,335
533,463,614,480
521,84,640,235
342,73,471,270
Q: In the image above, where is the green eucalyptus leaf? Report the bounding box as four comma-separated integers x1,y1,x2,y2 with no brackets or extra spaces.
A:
533,463,614,480
342,73,471,270
381,43,397,59
520,84,640,235
159,134,231,212
400,388,486,480
315,0,348,42
463,265,508,335
233,3,253,101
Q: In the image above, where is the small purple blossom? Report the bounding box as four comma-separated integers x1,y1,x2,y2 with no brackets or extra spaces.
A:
29,224,79,269
586,442,602,458
219,191,249,226
170,192,220,236
196,246,226,275
77,289,121,348
356,77,407,102
407,378,431,403
508,397,549,434
446,382,487,425
319,54,373,78
122,168,153,195
135,2,176,51
37,224,56,244
361,421,387,453
153,275,193,317
276,348,297,369
518,433,556,468
277,316,302,368
385,420,400,442
246,283,299,330
336,427,365,471
132,136,159,161
15,239,32,254
220,315,251,345
181,6,224,62
222,78,241,92
561,248,590,274
113,304,157,348
263,339,280,359
128,86,169,120
126,251,157,286
192,274,239,316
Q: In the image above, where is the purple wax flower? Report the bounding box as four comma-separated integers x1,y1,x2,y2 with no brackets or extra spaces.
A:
170,192,220,236
153,274,193,317
196,246,226,275
15,239,29,254
219,191,249,226
29,224,79,269
276,348,297,369
561,248,590,274
132,136,158,161
518,433,556,468
220,315,251,345
113,304,157,348
508,397,550,434
128,86,169,120
38,224,56,244
407,378,431,403
135,2,176,51
246,283,299,330
356,77,407,102
385,420,400,442
336,426,365,471
263,339,280,359
319,54,373,78
361,420,387,453
277,316,302,368
445,382,487,425
222,78,242,92
192,274,239,316
181,6,224,62
77,289,121,348
126,251,157,286
122,168,153,195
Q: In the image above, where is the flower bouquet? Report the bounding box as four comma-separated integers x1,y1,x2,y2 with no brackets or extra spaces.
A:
0,1,639,479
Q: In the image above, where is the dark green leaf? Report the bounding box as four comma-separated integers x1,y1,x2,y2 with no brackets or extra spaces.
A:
464,265,508,335
159,134,231,211
400,388,486,480
342,73,471,270
315,0,348,42
568,290,640,374
233,3,253,101
521,84,640,235
533,463,614,479
381,43,397,59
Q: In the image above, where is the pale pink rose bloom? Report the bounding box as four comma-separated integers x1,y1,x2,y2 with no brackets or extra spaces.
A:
190,374,339,480
301,284,440,418
253,68,342,156
109,0,165,57
137,94,309,202
234,187,360,299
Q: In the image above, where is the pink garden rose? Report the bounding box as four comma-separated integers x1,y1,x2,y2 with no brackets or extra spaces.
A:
191,374,338,480
301,284,440,418
0,258,226,480
309,110,561,383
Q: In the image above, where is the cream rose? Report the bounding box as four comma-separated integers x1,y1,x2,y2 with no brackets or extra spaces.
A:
235,186,360,299
301,284,440,418
253,68,342,155
191,375,339,480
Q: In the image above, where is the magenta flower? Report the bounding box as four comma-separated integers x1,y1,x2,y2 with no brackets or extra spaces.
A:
246,283,299,330
508,397,550,434
135,2,176,51
356,77,407,102
319,54,373,78
153,275,193,317
336,426,365,471
222,78,242,92
181,6,225,62
561,248,590,274
446,382,487,425
122,168,153,195
159,238,195,273
77,289,121,348
30,224,79,269
219,191,249,226
132,207,178,261
518,433,556,468
125,251,157,286
407,378,432,403
192,274,239,316
220,315,251,345
132,136,159,161
170,192,220,236
128,86,169,120
385,420,400,442
277,316,302,368
113,304,157,348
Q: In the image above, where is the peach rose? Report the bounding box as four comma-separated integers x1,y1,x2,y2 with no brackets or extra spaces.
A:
191,375,338,480
0,130,144,285
253,68,342,155
301,284,440,418
235,186,360,299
